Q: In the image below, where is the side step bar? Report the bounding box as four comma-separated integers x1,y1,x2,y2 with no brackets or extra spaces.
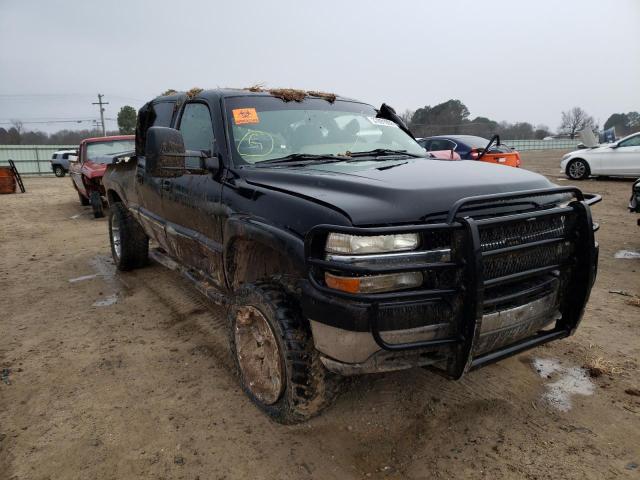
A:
148,248,229,306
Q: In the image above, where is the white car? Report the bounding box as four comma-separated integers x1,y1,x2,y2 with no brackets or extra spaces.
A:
560,132,640,180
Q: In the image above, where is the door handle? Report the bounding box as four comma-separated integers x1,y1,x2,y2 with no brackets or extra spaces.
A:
161,179,172,191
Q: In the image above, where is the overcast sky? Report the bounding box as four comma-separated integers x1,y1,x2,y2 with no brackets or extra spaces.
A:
1,0,639,133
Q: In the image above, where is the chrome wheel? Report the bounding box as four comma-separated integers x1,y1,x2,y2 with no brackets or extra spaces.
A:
110,214,122,260
234,305,284,405
568,160,587,179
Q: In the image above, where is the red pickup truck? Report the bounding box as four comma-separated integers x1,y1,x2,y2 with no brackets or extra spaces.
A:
69,135,134,217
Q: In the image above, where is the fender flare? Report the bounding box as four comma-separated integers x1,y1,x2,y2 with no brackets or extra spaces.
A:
223,216,306,289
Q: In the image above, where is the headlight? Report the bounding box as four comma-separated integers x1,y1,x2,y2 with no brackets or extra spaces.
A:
323,232,426,294
325,232,419,254
561,153,572,161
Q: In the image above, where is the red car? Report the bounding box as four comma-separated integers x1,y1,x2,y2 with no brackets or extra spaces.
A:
69,135,134,217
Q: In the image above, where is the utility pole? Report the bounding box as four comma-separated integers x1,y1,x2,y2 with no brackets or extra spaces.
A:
92,94,109,136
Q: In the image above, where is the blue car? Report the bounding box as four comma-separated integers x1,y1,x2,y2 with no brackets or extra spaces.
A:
417,135,518,165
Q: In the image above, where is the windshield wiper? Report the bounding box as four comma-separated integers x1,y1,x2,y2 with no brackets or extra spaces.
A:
255,153,348,166
345,148,423,159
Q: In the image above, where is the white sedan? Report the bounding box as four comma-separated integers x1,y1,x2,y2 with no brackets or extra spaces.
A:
560,132,640,180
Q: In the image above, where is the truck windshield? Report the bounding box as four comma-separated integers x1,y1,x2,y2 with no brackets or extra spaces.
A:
86,140,135,163
225,96,425,165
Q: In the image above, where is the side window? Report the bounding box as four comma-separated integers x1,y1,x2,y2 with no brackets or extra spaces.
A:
179,103,215,152
152,101,176,127
62,153,69,159
429,139,455,151
619,135,640,148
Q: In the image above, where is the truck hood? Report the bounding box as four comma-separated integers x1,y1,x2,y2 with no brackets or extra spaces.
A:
242,158,555,225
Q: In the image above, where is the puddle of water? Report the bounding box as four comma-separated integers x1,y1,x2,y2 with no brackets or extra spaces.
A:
532,358,595,412
614,250,640,259
69,256,127,308
89,255,118,285
92,294,118,307
68,273,99,283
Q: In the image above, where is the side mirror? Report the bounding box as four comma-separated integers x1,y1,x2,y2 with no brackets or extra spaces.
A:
611,143,620,149
145,126,186,177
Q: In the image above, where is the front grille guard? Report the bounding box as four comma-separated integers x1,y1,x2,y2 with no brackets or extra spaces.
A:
305,187,601,379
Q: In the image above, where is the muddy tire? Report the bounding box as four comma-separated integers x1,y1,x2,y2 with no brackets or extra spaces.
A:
566,158,590,180
53,165,66,177
90,191,104,218
78,191,90,206
229,282,340,424
109,201,149,271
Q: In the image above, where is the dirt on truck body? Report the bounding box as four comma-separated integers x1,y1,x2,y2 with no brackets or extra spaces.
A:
102,87,600,423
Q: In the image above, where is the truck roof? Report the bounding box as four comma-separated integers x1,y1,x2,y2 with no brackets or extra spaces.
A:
151,87,357,105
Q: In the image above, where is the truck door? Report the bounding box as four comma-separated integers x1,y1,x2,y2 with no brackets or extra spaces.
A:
135,100,178,251
162,100,226,289
69,143,86,196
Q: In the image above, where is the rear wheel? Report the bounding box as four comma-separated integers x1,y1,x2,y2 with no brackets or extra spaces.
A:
53,165,66,177
109,202,149,270
90,191,104,218
566,158,590,180
229,282,340,424
78,191,90,206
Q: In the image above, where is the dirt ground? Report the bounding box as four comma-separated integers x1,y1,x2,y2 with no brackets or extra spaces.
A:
1,150,639,480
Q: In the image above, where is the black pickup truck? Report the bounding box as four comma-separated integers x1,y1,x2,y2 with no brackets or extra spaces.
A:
103,88,600,423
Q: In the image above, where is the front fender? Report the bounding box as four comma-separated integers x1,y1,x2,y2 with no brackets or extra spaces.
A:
223,216,306,289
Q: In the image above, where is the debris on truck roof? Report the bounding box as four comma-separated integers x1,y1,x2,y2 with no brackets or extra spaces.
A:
244,85,337,103
186,87,204,99
159,86,337,103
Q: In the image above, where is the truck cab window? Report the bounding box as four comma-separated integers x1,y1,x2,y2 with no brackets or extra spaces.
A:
179,103,215,153
152,101,176,127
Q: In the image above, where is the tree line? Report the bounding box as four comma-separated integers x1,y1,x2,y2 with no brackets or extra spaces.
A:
402,100,639,140
0,105,137,145
1,101,638,145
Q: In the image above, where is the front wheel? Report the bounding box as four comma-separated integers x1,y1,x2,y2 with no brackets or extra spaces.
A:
109,202,149,270
566,158,590,180
53,165,66,177
229,282,340,424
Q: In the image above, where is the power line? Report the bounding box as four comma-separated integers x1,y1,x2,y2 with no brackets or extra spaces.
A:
0,118,116,125
0,93,147,103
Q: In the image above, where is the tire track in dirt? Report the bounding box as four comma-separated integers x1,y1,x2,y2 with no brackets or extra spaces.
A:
124,263,235,374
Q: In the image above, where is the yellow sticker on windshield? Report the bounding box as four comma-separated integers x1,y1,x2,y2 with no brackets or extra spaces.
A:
233,108,260,125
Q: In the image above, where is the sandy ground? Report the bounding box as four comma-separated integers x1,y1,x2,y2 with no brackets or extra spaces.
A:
1,150,639,480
